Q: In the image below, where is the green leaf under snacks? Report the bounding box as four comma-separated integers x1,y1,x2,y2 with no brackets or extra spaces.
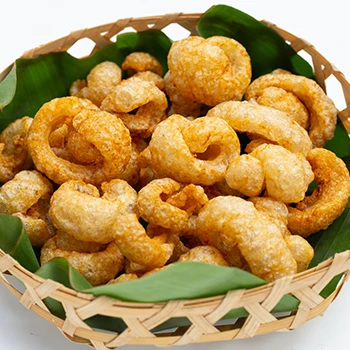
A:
0,214,39,272
197,5,314,80
0,30,172,132
325,120,350,159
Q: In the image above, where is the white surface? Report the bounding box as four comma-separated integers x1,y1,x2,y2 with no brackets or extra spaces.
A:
0,0,349,349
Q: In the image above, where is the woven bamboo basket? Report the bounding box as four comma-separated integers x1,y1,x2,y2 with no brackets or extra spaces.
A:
1,12,350,350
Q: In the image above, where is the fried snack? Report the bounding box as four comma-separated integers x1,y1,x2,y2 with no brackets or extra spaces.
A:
49,179,136,244
284,235,314,273
164,71,201,117
250,197,314,272
250,144,314,203
138,178,208,231
206,101,312,156
133,71,165,90
288,148,350,237
225,155,265,197
178,246,229,266
197,196,297,281
141,115,240,185
122,52,163,76
41,237,124,286
168,36,251,106
0,117,33,183
118,142,140,186
0,170,54,247
56,230,106,253
70,61,122,106
107,274,138,285
101,77,168,138
256,87,309,129
244,138,276,153
245,72,337,147
27,97,132,185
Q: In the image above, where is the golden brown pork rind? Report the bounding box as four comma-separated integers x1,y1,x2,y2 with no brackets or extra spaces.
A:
288,148,350,237
70,61,122,107
101,77,168,138
197,196,297,281
178,246,229,266
141,114,240,185
245,72,337,147
122,52,163,76
27,97,132,185
206,101,312,156
0,170,54,247
168,36,251,106
41,237,124,286
0,117,33,182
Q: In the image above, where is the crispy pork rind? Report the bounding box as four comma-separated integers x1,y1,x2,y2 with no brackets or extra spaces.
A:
70,61,122,107
49,179,136,244
138,178,208,231
56,230,106,253
41,237,124,286
226,144,314,203
27,97,132,185
206,101,312,156
168,36,252,106
133,71,165,90
252,144,313,203
245,72,337,147
0,170,54,247
178,246,229,266
107,273,139,285
101,77,168,138
141,114,240,185
122,52,163,76
164,71,201,117
288,148,350,237
225,154,265,197
197,196,297,281
250,197,314,272
0,117,33,182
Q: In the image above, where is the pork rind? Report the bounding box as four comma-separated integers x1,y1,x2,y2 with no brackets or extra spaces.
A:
164,71,201,117
101,77,168,138
168,36,251,106
27,97,132,185
250,197,314,272
197,196,297,281
141,114,240,185
245,72,337,147
0,170,54,247
138,178,208,231
206,101,312,156
178,246,229,266
41,237,124,286
288,148,350,237
0,117,33,183
49,179,136,244
133,71,165,90
70,61,122,107
107,274,138,285
122,52,163,76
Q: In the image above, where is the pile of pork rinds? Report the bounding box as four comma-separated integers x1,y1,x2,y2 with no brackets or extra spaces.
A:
0,35,350,286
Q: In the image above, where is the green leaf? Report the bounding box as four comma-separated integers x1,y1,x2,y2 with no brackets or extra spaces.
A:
0,65,16,109
0,214,39,272
310,202,350,268
197,5,314,79
0,30,172,132
325,119,350,159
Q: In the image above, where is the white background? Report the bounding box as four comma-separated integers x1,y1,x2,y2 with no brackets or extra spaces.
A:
0,0,350,349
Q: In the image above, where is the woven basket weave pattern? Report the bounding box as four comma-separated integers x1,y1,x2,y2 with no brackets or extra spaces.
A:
0,12,350,350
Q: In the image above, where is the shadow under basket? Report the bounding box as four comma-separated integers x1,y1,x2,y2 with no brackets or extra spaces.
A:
1,12,350,350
